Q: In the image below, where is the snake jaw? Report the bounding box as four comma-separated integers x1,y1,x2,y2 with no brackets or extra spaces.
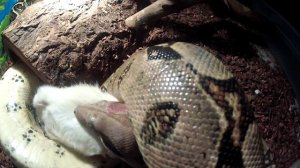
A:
75,101,147,168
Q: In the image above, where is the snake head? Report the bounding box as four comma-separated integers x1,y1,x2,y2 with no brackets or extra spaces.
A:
75,101,146,168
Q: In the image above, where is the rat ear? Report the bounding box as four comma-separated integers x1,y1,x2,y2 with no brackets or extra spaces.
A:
75,101,146,168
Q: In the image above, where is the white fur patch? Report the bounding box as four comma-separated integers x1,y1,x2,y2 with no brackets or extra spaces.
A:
32,83,118,156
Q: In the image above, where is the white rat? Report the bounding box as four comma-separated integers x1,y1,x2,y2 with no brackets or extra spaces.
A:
32,83,118,156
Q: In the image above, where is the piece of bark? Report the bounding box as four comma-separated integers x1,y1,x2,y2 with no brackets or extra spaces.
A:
3,0,138,85
125,0,201,29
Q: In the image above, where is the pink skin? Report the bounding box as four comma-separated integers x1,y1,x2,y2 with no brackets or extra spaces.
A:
105,102,128,115
74,101,128,127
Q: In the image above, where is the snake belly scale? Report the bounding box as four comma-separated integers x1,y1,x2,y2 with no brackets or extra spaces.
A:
103,42,265,168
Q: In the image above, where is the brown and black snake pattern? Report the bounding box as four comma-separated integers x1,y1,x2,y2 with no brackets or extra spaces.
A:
200,76,254,168
103,42,266,168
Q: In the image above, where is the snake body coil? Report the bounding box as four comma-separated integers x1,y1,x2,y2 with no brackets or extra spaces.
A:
0,42,266,167
103,42,265,167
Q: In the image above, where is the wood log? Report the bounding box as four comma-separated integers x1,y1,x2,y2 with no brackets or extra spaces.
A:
3,0,138,85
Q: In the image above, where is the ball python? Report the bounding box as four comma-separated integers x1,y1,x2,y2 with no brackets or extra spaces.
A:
0,42,266,167
99,42,266,167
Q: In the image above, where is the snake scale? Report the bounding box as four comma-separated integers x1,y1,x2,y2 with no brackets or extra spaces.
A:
102,42,266,167
1,0,266,165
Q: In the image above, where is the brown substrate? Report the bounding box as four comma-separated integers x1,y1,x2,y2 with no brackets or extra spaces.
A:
0,148,15,168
